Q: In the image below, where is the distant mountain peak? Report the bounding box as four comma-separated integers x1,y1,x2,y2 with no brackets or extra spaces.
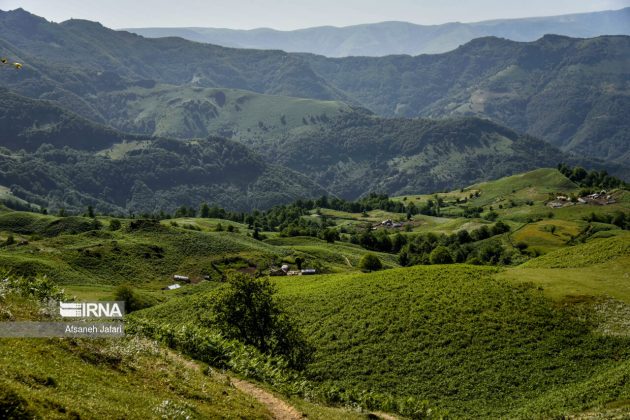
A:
0,7,48,25
61,18,105,29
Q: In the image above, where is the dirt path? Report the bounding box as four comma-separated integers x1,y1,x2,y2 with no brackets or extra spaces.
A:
231,378,303,420
344,255,352,267
165,349,398,419
165,349,302,419
371,412,399,420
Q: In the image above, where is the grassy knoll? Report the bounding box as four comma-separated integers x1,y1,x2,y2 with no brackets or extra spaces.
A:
466,168,579,205
510,218,585,253
500,257,630,304
520,233,630,269
272,265,630,418
498,234,630,303
0,212,288,289
394,168,577,205
264,236,399,271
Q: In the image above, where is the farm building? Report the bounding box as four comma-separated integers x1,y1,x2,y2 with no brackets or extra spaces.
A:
270,266,287,276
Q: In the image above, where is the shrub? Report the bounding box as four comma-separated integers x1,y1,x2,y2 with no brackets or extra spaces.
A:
515,242,528,252
0,272,65,302
429,246,453,264
3,234,15,247
109,219,122,231
359,253,383,271
114,285,155,313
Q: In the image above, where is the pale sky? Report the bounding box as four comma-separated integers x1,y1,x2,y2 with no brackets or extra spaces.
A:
1,0,629,30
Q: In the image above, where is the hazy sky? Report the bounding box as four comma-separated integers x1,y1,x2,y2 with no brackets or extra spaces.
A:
2,0,630,30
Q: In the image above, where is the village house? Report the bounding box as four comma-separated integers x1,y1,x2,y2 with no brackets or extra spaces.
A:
173,274,190,283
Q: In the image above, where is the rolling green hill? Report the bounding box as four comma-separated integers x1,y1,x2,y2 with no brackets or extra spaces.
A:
128,260,630,418
273,264,630,418
0,209,400,292
0,273,369,419
0,335,272,419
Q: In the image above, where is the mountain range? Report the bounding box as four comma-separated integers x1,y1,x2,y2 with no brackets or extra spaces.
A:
0,90,579,212
0,8,628,212
2,9,629,163
125,7,630,57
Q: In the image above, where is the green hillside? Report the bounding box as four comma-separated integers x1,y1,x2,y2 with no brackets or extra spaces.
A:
499,235,630,304
521,234,630,269
255,114,567,199
96,84,351,140
305,35,630,164
0,209,401,296
273,265,630,418
127,257,630,418
1,86,590,208
0,274,370,419
0,137,329,213
0,88,142,151
0,336,271,419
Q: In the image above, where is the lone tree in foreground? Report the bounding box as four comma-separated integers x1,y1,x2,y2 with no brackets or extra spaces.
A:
359,253,383,271
211,273,312,369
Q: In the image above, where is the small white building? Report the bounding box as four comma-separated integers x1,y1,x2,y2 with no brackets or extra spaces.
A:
173,274,190,282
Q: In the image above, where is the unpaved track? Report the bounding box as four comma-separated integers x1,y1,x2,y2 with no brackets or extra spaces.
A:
165,349,302,418
166,348,398,419
231,378,303,420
